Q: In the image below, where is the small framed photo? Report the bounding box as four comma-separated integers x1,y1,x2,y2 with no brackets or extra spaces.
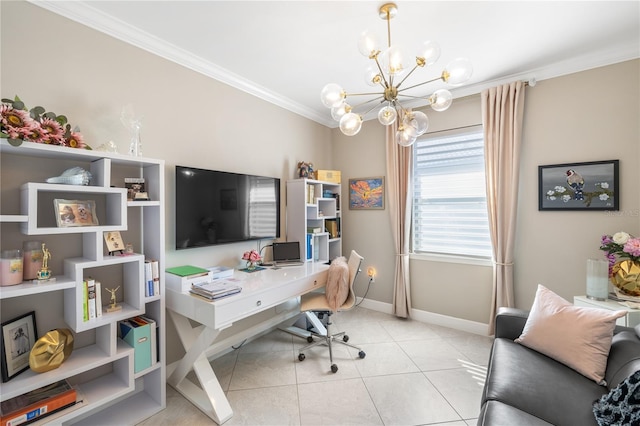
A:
104,231,125,253
349,177,385,210
1,311,37,382
538,160,619,211
54,199,99,227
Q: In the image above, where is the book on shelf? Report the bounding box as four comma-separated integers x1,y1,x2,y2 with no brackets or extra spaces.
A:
144,261,154,297
0,379,77,426
95,281,103,318
189,279,242,300
87,279,96,320
307,226,322,234
124,177,149,201
82,280,89,322
325,219,339,238
119,318,152,373
150,259,160,295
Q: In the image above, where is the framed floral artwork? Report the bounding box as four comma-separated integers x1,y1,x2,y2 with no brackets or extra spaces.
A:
349,177,385,210
538,160,619,211
1,311,37,382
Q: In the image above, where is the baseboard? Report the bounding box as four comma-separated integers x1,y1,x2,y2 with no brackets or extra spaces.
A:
356,297,489,336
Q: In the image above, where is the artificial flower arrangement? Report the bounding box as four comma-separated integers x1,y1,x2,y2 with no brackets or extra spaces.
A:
600,231,640,297
242,249,262,264
0,96,90,149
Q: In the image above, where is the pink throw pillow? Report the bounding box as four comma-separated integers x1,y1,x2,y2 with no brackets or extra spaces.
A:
515,284,626,384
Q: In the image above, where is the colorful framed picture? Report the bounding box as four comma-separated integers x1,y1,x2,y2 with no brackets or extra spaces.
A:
1,311,37,382
54,199,99,227
538,160,619,211
349,177,385,210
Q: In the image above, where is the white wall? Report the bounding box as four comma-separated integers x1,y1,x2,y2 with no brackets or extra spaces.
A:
333,60,640,326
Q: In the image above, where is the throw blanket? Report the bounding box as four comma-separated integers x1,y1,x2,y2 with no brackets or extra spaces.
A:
592,369,640,426
325,256,349,311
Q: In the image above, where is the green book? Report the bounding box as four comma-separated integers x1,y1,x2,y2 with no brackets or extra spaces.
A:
165,265,209,277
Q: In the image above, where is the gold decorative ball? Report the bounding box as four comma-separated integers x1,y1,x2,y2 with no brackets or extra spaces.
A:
611,260,640,297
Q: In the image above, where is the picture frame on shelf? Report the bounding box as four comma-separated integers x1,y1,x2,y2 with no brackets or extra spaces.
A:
538,160,619,211
1,311,37,382
54,199,99,227
348,177,385,210
104,231,125,254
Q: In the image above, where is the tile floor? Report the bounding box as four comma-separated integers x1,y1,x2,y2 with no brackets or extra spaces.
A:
138,306,493,426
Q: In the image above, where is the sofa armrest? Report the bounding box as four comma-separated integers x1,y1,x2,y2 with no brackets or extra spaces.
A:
494,307,529,339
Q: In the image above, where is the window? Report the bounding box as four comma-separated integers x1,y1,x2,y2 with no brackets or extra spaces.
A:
412,126,492,258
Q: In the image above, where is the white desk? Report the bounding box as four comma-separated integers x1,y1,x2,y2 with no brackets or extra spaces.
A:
165,263,329,424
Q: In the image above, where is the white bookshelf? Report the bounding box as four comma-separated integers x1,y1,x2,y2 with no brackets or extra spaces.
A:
286,178,342,263
0,140,165,425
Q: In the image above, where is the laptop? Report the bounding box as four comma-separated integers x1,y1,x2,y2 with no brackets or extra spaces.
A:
271,241,304,267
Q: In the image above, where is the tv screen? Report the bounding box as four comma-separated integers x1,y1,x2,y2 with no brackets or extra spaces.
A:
175,166,280,249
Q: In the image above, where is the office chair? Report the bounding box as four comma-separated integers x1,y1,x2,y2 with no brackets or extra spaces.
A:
297,250,366,373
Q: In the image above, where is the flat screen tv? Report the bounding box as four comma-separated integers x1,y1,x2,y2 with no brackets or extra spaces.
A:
175,166,280,250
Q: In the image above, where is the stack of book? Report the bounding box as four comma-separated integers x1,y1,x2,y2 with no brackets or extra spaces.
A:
144,259,160,297
82,278,103,322
189,279,242,300
1,380,79,426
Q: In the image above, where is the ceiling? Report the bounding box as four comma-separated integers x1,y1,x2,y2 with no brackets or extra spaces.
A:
32,1,640,128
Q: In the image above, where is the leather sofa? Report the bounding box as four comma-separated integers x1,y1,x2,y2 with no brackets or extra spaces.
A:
478,307,640,425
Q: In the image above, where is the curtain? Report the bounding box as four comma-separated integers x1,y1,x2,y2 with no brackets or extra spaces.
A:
482,81,526,334
385,123,412,318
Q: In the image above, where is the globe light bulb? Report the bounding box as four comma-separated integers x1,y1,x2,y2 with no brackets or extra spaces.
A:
407,110,429,135
331,102,350,121
416,40,441,67
380,45,408,76
321,83,345,108
442,58,473,86
364,65,382,87
340,112,363,136
396,127,416,146
429,89,453,112
358,30,379,58
378,105,397,125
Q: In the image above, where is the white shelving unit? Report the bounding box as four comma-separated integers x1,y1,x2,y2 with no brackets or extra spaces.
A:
0,140,165,425
286,178,341,263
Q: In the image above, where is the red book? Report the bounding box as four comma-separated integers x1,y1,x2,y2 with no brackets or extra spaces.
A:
1,380,77,426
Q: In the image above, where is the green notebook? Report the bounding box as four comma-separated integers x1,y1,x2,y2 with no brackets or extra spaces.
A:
165,265,209,277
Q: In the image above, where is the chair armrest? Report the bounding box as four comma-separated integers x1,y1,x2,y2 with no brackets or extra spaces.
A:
494,307,529,339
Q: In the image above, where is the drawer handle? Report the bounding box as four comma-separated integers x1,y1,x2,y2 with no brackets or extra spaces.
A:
256,300,262,307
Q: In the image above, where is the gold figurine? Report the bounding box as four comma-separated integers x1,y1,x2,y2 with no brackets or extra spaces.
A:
105,286,122,312
36,243,52,281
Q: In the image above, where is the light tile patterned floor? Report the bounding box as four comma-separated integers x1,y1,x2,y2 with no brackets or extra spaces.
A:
138,306,492,426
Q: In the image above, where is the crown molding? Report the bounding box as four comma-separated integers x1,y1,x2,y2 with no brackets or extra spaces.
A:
28,1,639,130
28,0,335,127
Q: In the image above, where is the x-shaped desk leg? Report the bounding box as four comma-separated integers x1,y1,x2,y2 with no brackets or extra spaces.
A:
167,310,233,424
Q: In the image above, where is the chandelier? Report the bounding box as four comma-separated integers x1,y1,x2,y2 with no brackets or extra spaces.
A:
320,2,473,146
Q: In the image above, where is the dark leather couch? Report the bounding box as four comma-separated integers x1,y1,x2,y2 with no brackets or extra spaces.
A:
478,307,640,425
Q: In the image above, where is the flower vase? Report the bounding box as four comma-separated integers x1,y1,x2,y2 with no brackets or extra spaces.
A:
611,260,640,297
246,261,257,271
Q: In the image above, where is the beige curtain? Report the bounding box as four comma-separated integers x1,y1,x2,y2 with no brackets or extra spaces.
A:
385,123,412,318
482,81,526,334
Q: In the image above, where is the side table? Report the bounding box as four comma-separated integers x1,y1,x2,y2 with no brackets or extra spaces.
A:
574,295,640,327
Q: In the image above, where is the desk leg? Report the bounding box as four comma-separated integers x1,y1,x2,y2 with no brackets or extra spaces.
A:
167,310,233,424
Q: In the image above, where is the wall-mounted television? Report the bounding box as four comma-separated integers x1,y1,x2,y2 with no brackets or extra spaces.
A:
175,166,280,250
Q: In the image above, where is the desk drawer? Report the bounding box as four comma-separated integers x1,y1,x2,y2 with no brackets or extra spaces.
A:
215,271,327,328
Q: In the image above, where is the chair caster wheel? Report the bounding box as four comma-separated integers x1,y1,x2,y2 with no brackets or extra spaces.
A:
306,336,314,343
298,353,306,361
358,351,366,359
331,364,338,373
343,335,349,342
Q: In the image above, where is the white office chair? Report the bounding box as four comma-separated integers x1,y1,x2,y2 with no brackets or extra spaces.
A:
297,250,366,373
